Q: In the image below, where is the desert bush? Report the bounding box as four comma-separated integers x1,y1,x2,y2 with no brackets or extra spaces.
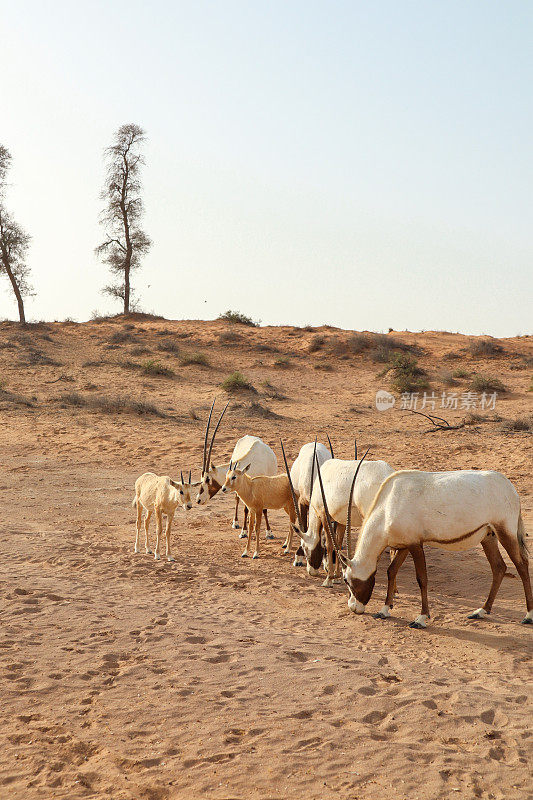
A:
157,340,180,354
57,392,166,416
452,367,470,379
308,334,326,352
442,351,461,361
221,372,256,393
389,353,429,394
469,375,506,394
218,330,243,344
130,346,151,356
180,352,210,367
254,343,280,353
468,338,505,358
19,348,62,367
110,330,135,344
273,356,291,368
218,310,259,326
314,362,334,371
141,360,175,377
501,415,533,433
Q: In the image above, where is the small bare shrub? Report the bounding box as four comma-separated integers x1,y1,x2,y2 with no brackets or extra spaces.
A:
389,354,429,394
260,381,287,400
141,360,175,377
501,415,533,433
452,367,470,379
57,392,166,417
469,375,506,394
308,334,326,352
157,340,180,354
468,338,505,358
273,356,291,368
180,352,210,367
218,330,243,344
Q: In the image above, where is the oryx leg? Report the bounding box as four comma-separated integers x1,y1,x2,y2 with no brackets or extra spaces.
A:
165,511,175,562
239,505,249,539
374,548,409,619
408,545,429,628
154,508,163,561
468,533,506,620
134,500,143,553
253,509,262,559
232,496,240,530
322,517,335,587
494,524,533,624
242,511,255,557
144,509,153,553
389,548,400,595
264,509,274,539
282,503,296,554
333,524,346,581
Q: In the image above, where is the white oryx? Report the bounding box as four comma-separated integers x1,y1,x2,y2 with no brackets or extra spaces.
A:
132,471,193,562
195,399,278,537
326,466,532,628
289,438,333,531
283,441,394,586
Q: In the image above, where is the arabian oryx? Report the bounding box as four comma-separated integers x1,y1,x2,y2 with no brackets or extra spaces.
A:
289,437,333,532
323,465,532,628
195,399,278,537
221,461,297,559
132,471,193,562
282,440,395,586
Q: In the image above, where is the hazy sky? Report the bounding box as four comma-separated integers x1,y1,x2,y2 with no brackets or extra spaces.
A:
2,1,532,335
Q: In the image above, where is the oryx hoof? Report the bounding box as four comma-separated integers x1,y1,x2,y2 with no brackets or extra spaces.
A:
265,531,274,540
239,531,247,539
232,521,240,530
241,551,249,558
167,556,175,563
373,612,389,620
134,546,140,553
467,612,486,620
322,578,334,588
520,616,533,625
145,549,152,554
293,558,304,567
409,620,426,629
154,553,161,561
252,552,259,560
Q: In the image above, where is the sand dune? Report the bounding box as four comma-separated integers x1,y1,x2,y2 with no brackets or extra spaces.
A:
0,318,531,799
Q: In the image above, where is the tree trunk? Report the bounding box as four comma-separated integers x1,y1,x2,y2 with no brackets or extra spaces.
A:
120,157,132,315
3,259,26,323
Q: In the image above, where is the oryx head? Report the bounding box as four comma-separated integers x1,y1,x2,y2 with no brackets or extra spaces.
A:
170,470,193,510
221,461,250,493
281,436,336,576
195,398,230,505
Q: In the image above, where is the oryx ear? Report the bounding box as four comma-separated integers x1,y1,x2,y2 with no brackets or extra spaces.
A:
210,462,215,470
242,463,251,473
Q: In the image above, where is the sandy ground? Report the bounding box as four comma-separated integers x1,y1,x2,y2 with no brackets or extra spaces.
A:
0,318,532,800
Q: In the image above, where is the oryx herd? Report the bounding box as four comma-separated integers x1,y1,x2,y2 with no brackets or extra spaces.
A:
132,399,533,629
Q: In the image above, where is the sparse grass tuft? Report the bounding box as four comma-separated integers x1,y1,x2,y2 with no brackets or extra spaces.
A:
452,367,470,379
141,360,175,377
308,334,326,352
260,380,287,400
57,392,166,417
130,346,151,356
468,338,505,358
273,356,291,368
109,330,135,344
157,340,180,354
221,372,257,393
218,310,259,327
180,352,210,367
439,371,458,387
314,362,334,371
469,375,506,394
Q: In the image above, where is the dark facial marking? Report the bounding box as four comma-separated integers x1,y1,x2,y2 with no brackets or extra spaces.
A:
347,572,376,605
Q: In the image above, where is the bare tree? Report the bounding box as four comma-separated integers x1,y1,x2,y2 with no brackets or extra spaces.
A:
95,124,151,314
0,145,32,324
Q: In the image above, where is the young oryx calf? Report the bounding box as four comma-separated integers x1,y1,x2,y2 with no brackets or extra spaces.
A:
132,472,192,562
195,399,278,537
221,462,297,559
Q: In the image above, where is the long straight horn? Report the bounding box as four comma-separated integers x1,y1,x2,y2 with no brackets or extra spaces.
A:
326,434,334,459
206,400,230,472
188,470,192,484
280,439,303,530
314,453,339,557
354,437,357,461
180,471,184,484
346,447,370,559
202,398,216,474
309,436,317,501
